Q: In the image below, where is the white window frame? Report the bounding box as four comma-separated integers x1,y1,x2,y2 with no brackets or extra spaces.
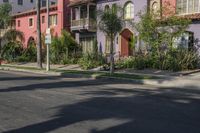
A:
28,17,34,28
177,0,200,15
124,2,134,20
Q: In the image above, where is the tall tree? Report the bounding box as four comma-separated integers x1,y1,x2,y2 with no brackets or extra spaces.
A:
36,0,42,68
0,3,12,63
98,6,123,74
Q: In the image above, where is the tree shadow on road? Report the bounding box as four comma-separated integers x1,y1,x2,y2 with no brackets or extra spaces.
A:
2,82,200,133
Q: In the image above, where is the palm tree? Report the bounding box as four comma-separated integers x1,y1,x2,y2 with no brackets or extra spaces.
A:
0,3,12,64
3,29,24,43
36,0,42,68
98,6,123,74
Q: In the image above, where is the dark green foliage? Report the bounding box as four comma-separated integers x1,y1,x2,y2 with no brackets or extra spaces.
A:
0,3,12,29
18,43,37,62
78,53,105,70
50,30,79,64
116,49,200,71
98,5,123,74
0,3,12,60
2,42,23,62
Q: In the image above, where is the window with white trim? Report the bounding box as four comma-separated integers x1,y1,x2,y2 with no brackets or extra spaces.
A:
176,0,200,15
124,2,134,19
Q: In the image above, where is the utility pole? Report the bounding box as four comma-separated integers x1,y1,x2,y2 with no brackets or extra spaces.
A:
46,0,50,71
36,0,42,69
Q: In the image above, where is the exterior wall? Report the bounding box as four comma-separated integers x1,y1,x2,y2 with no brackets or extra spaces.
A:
188,21,200,50
97,0,147,57
14,0,70,47
162,0,200,50
0,0,57,14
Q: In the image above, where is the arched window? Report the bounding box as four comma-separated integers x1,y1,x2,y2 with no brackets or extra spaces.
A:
152,2,159,14
105,5,110,12
124,2,134,19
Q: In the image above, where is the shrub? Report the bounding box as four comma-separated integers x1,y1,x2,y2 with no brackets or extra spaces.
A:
17,43,37,62
2,42,23,62
115,49,200,71
50,30,79,64
78,53,105,70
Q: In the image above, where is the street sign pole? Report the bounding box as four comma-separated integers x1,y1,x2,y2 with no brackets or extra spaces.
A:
46,0,50,71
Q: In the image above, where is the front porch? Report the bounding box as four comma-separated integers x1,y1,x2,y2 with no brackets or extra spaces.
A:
70,2,96,32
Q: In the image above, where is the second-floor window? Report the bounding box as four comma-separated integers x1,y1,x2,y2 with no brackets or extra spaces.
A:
124,2,134,19
50,15,57,26
18,0,23,5
29,18,34,28
177,0,200,15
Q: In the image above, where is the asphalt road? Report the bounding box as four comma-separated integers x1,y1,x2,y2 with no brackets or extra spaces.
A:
0,70,200,133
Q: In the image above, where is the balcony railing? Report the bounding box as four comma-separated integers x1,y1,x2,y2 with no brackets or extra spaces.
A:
71,18,96,32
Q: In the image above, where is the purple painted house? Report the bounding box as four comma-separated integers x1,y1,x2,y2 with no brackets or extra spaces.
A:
97,0,147,58
69,0,200,57
69,0,147,56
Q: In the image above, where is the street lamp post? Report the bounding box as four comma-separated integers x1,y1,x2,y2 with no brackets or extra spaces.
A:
46,0,50,71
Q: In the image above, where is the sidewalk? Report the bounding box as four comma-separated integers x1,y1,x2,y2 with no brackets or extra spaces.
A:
1,62,200,89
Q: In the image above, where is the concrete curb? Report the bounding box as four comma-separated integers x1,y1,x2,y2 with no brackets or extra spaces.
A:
0,66,199,89
0,67,62,76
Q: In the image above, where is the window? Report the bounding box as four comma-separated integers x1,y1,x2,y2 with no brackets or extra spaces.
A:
51,2,56,5
80,37,94,53
42,0,46,7
42,16,45,24
29,18,34,27
124,2,134,19
176,0,200,15
50,14,57,26
105,5,110,12
3,0,9,3
152,2,159,14
80,6,87,19
112,4,117,14
105,36,111,54
17,20,20,27
18,0,23,5
173,32,194,49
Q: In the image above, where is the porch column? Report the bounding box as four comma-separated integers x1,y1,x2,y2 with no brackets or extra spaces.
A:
70,8,73,26
87,4,90,19
87,4,90,26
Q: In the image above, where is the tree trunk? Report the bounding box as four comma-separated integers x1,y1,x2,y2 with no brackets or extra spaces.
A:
110,35,114,75
0,37,2,65
36,0,42,69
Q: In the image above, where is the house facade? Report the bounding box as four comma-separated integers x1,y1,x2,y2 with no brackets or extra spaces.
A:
13,0,70,47
69,0,147,56
69,0,97,53
96,0,147,58
0,0,57,14
161,0,200,49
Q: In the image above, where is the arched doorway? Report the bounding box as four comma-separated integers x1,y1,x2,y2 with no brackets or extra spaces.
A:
120,29,133,57
27,37,36,47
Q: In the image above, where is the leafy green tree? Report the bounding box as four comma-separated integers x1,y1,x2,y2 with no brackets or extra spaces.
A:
50,30,78,64
98,6,123,74
3,29,24,43
134,7,191,69
1,29,25,62
60,30,77,58
0,3,12,62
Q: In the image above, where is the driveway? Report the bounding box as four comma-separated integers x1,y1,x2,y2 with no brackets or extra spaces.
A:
0,70,200,133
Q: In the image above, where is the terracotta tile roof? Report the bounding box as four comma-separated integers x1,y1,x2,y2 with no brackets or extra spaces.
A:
12,5,58,18
181,13,200,20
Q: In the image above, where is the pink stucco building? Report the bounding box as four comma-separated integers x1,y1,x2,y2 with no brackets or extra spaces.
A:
13,0,70,47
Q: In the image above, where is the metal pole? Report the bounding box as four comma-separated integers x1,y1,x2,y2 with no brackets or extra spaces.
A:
46,0,50,71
